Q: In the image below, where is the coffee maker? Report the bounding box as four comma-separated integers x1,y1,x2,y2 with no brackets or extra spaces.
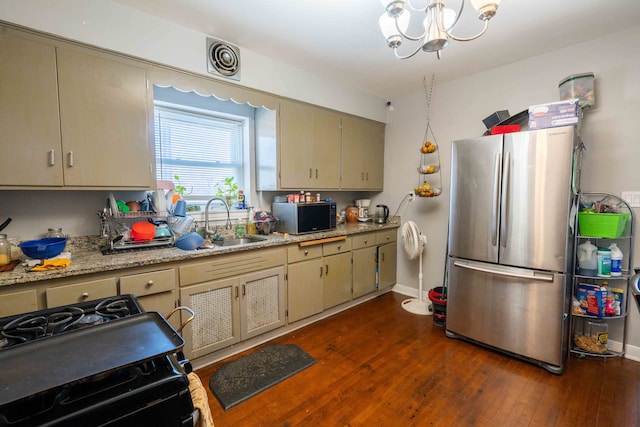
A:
355,199,371,222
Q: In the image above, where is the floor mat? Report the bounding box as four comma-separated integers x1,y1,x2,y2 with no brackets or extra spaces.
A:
209,344,316,410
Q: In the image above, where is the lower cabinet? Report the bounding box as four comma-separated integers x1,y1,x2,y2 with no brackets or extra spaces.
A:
178,248,286,360
322,239,353,309
119,268,178,330
352,232,378,298
377,230,398,290
287,253,324,323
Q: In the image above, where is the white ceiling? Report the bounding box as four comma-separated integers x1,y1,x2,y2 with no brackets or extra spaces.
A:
115,0,640,100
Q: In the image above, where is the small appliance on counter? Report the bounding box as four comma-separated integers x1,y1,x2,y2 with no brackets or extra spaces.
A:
355,199,371,222
374,204,389,224
272,202,336,235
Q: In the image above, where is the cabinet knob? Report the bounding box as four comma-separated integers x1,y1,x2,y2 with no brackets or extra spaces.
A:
68,151,74,167
81,292,89,299
337,245,341,250
304,250,308,255
146,280,154,287
364,240,368,244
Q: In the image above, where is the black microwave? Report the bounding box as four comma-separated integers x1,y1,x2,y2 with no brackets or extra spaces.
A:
272,202,337,235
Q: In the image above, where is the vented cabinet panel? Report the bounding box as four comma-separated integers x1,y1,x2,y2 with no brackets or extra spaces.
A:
240,267,285,340
179,277,240,359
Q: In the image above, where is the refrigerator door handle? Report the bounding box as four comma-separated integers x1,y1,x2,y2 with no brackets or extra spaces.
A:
491,152,501,246
453,259,555,282
500,151,511,248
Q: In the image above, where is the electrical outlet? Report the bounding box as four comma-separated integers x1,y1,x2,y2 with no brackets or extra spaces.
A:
621,191,640,207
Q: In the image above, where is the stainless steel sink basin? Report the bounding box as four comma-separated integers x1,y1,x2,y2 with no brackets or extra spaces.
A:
214,236,267,247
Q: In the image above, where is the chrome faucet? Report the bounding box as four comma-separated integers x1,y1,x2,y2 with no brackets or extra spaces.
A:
204,197,232,236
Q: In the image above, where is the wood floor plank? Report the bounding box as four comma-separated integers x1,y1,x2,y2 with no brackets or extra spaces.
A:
196,292,640,427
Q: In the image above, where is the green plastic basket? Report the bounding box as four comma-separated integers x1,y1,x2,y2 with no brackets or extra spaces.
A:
578,212,629,238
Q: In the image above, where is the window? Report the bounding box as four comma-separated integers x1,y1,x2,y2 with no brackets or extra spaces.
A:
154,102,246,199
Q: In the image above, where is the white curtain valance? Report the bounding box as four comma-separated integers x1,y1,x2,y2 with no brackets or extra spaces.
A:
150,65,279,110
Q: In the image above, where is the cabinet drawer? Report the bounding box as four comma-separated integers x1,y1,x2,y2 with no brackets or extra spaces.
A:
287,244,322,264
351,232,377,250
377,229,397,244
120,268,175,297
323,238,352,256
179,248,285,286
46,278,117,308
0,289,38,316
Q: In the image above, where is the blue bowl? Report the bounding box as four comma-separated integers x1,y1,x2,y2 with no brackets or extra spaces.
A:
19,237,67,259
175,232,205,251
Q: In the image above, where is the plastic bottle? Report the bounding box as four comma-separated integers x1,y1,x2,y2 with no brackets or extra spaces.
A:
0,234,10,266
609,243,623,276
577,240,597,276
237,190,246,209
597,248,611,277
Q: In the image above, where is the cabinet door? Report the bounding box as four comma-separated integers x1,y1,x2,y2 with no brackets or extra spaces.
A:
279,100,313,188
240,267,286,340
179,277,240,359
323,252,353,309
288,258,324,323
341,115,365,189
362,120,385,190
353,246,378,298
378,242,397,290
311,108,341,189
57,47,152,188
0,33,63,186
341,116,385,190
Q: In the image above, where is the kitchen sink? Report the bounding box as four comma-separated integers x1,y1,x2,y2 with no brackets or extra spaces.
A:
213,235,268,247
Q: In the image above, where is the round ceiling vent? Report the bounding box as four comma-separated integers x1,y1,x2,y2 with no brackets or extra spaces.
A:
207,38,241,80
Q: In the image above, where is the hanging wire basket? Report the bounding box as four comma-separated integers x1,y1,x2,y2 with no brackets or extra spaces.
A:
415,74,442,198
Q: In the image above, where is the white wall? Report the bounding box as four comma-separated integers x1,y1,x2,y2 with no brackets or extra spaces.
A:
385,26,640,353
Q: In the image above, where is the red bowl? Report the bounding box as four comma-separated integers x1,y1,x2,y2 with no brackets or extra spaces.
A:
131,221,155,241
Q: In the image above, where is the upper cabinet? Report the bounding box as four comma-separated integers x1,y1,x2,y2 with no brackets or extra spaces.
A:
0,33,63,186
57,47,152,188
0,29,153,189
257,100,386,191
341,116,385,191
279,100,342,190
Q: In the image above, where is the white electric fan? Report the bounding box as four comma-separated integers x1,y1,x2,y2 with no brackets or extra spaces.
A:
401,220,433,315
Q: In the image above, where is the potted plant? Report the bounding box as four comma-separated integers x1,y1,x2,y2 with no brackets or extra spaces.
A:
215,176,239,207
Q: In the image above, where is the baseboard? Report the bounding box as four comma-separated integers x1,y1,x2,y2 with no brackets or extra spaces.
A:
624,342,640,362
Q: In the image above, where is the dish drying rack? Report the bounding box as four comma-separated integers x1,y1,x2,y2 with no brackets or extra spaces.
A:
99,210,177,254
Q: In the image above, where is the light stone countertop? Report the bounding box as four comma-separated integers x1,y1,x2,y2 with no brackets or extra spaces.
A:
0,219,400,287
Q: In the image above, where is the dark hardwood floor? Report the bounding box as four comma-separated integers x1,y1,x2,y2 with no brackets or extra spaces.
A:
196,292,640,426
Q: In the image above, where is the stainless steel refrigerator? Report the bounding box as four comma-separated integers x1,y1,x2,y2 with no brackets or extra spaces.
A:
445,125,582,374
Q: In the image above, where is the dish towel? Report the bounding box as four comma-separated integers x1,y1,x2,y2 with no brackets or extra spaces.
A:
30,259,70,271
188,372,215,427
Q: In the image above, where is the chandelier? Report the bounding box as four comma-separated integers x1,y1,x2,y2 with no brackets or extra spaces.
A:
379,0,501,59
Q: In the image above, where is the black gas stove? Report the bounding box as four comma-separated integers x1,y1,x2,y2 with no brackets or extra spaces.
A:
0,295,195,426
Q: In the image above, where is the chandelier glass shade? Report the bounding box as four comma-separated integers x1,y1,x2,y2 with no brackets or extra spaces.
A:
379,0,501,59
